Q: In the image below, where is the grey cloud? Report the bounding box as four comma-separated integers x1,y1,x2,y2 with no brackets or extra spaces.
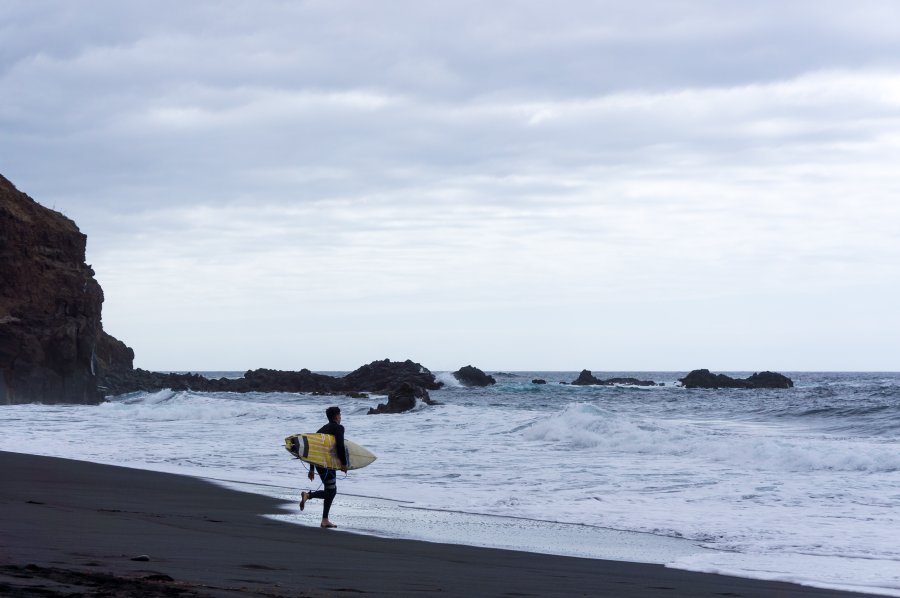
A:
3,1,900,368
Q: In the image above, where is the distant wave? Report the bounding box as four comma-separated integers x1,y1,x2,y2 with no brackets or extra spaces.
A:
523,403,900,473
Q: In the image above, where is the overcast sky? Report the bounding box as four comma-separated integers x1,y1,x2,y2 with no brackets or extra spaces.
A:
2,1,899,371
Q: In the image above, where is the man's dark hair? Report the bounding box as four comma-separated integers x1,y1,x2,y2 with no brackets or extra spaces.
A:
326,406,341,422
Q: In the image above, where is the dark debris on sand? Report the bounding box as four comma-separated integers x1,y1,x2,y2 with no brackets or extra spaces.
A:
0,563,317,598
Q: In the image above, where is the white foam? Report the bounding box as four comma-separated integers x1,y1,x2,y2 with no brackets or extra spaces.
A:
252,486,712,564
672,552,900,597
524,402,900,472
435,371,463,388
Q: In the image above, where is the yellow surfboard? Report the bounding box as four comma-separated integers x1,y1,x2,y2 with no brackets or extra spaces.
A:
284,433,377,471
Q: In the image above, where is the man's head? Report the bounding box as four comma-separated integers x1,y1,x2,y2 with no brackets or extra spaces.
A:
325,406,341,422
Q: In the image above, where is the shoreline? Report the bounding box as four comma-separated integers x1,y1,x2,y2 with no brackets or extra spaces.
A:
0,450,881,597
224,480,715,564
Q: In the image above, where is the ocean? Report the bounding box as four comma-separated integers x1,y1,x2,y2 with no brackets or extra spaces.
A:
2,371,898,596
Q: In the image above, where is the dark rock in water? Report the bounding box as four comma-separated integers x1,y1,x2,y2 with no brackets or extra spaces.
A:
452,365,496,386
744,371,793,388
368,381,433,414
532,379,547,384
678,369,794,389
604,377,660,386
572,370,603,385
570,370,659,386
101,367,341,395
236,368,338,393
0,175,133,404
98,368,230,396
99,358,443,397
343,358,443,393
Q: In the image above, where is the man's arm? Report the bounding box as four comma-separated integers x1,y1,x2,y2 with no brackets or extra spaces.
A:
334,424,348,472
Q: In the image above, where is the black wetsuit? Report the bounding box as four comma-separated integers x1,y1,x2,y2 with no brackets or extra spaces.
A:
307,420,347,519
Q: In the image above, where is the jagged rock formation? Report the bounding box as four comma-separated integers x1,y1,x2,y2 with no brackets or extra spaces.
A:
452,365,496,386
99,358,443,397
367,381,436,415
342,359,443,393
570,369,659,386
678,369,794,389
1,175,133,404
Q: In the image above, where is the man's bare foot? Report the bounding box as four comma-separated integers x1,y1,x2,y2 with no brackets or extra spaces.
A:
299,491,308,511
320,519,337,528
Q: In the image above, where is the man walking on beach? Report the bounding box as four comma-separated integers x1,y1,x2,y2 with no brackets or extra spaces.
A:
300,406,348,528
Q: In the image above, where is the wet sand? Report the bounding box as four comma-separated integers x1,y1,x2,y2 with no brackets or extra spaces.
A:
0,451,879,597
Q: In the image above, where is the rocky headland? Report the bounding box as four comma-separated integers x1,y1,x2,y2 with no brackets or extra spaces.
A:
1,175,133,404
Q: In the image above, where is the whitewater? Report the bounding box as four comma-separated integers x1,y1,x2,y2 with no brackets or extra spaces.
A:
2,371,898,596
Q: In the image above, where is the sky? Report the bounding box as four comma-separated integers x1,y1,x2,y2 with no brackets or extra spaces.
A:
2,1,899,372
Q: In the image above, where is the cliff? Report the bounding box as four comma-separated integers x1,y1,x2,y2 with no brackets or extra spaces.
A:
0,175,133,404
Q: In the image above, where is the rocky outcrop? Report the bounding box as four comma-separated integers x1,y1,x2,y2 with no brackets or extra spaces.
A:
678,369,794,389
99,367,338,395
532,378,547,384
99,359,443,397
571,370,603,385
342,359,443,393
367,381,435,414
1,175,133,404
452,365,496,387
570,370,659,386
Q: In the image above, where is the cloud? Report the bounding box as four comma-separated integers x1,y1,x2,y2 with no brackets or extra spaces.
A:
2,1,900,369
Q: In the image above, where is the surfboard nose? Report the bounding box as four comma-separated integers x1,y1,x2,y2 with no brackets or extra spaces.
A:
285,436,301,458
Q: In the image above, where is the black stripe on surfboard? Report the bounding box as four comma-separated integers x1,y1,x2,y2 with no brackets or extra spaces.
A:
302,435,309,459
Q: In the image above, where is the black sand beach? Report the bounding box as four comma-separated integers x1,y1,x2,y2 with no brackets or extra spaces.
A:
0,451,879,597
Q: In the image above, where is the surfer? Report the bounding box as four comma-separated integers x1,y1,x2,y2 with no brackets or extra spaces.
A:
299,406,348,528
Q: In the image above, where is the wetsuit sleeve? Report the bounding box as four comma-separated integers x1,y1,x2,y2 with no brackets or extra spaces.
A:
334,424,348,467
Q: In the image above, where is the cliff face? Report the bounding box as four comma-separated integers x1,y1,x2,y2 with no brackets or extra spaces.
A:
0,175,133,404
